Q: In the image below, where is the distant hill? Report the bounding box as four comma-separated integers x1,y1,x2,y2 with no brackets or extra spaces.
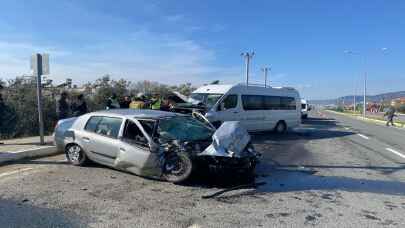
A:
310,91,405,105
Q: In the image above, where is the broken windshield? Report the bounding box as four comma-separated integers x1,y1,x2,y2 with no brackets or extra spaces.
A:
157,116,214,141
190,93,223,109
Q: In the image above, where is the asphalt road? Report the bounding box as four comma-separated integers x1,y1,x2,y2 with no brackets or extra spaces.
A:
1,111,405,227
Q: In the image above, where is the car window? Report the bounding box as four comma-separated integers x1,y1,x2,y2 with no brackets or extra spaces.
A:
84,116,103,132
139,120,155,136
123,120,148,146
95,117,122,138
219,95,237,111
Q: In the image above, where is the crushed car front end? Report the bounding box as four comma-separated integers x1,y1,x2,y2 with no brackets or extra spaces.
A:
157,118,260,182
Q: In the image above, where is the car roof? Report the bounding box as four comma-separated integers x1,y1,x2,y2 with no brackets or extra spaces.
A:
90,109,180,119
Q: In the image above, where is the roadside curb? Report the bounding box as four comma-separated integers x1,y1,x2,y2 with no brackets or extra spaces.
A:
0,146,60,165
325,110,405,129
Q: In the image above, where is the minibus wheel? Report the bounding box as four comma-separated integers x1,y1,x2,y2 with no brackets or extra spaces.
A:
275,121,287,133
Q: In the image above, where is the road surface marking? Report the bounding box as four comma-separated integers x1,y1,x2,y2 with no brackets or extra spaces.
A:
0,167,33,179
357,134,369,140
386,148,405,159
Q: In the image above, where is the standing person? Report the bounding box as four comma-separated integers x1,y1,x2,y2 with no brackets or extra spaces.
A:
120,95,131,109
129,96,145,109
150,93,162,110
0,93,16,144
57,91,70,120
72,94,88,117
106,93,119,110
0,94,5,144
384,106,397,126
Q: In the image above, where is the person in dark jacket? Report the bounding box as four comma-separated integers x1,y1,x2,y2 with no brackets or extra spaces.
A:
384,106,397,126
106,93,120,110
57,91,70,120
72,94,88,117
0,94,5,144
120,96,131,109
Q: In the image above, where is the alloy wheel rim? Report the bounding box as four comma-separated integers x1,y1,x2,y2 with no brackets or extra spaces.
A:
277,124,284,132
68,145,81,162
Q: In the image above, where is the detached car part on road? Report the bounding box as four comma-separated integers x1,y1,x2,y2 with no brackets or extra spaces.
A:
54,109,260,183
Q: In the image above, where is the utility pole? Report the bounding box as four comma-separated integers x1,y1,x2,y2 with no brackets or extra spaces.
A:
241,52,254,86
261,67,270,88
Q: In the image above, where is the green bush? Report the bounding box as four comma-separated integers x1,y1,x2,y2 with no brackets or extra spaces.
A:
1,78,57,139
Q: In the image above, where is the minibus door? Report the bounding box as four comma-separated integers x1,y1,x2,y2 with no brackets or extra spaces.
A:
215,94,242,124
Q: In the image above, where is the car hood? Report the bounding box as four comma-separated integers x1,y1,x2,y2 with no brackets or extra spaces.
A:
199,121,251,158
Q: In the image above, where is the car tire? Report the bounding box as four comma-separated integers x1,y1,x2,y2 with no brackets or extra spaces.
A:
274,121,287,134
163,152,193,184
65,144,88,166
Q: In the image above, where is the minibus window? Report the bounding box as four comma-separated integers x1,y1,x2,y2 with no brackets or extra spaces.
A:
242,95,296,110
242,95,264,110
281,97,296,110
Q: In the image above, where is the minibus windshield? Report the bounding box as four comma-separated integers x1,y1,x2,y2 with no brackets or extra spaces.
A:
190,93,223,109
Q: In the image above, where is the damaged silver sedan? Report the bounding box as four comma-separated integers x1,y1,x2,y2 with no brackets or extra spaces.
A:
54,109,260,183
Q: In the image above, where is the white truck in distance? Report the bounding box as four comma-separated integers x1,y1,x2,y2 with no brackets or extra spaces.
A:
301,99,309,119
190,84,301,133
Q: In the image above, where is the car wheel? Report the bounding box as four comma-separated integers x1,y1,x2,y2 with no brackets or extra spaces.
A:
275,121,287,133
163,152,193,184
65,144,88,166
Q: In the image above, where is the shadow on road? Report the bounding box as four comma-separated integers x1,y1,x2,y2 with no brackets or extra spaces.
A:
256,167,405,196
12,160,70,165
250,116,353,143
0,198,87,227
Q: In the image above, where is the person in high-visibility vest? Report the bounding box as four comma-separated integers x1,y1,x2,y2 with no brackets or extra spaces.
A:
150,94,162,110
129,96,145,109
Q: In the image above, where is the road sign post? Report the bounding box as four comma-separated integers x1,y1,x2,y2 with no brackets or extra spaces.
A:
31,53,49,145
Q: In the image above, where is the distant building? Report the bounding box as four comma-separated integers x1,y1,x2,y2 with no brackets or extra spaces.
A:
391,97,405,107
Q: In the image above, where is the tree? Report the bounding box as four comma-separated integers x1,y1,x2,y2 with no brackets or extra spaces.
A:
1,77,57,138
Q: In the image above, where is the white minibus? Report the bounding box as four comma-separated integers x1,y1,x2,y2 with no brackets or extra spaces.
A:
190,84,301,132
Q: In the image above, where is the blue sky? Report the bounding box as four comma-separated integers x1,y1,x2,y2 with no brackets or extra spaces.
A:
1,0,405,99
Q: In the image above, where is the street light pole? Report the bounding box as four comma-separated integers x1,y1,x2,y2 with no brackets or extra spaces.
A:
345,48,387,118
261,67,270,88
353,87,356,113
363,71,367,118
241,52,254,86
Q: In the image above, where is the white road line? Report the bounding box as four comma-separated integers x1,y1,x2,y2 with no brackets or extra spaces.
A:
386,148,405,159
0,167,33,179
357,134,369,140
